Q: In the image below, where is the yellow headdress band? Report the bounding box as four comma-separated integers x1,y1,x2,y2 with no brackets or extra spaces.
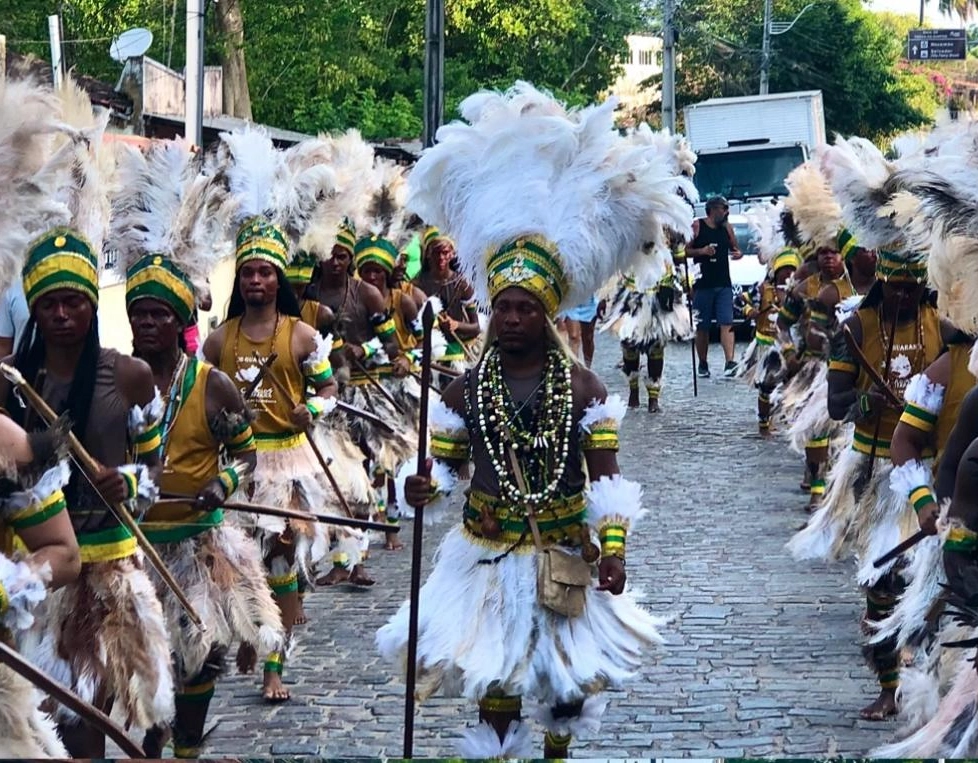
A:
771,247,801,275
125,254,196,324
486,236,568,317
423,226,452,252
23,228,100,310
235,217,289,272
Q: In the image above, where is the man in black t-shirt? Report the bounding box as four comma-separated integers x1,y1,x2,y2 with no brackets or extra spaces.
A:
685,196,742,377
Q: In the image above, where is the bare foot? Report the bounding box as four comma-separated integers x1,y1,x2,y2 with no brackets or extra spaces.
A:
648,397,659,413
262,671,290,703
349,564,376,587
627,389,639,408
294,602,308,626
317,566,351,586
859,689,897,720
385,532,404,551
806,498,821,514
236,641,257,674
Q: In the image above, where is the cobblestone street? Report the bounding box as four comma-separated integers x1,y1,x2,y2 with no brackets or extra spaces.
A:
198,335,892,758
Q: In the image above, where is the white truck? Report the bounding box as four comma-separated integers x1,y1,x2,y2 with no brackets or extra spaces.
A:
683,90,826,212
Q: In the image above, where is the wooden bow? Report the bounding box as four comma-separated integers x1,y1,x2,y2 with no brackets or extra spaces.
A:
0,362,204,631
0,641,145,757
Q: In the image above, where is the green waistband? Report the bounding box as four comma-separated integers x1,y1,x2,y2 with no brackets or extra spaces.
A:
76,524,134,546
140,509,224,544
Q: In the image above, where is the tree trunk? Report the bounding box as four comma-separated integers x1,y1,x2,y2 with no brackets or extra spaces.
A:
214,0,253,120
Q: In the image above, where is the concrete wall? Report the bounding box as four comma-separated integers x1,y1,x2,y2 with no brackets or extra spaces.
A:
98,256,237,353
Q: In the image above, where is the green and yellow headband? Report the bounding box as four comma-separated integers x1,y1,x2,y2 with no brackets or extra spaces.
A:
335,219,357,257
837,228,859,263
235,216,289,272
487,236,568,317
23,228,100,310
423,226,452,251
285,250,318,284
876,250,928,284
125,254,196,325
354,235,399,274
771,247,801,274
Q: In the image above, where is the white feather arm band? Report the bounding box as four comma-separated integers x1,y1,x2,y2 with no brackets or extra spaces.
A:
0,555,49,631
429,398,470,461
0,460,70,522
902,372,946,418
890,459,937,508
579,395,627,432
128,389,164,459
302,332,335,387
117,463,160,516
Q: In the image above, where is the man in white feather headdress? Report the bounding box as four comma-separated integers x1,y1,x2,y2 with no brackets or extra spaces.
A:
376,82,691,758
0,74,86,760
202,126,347,703
110,138,285,756
789,136,954,720
1,80,175,756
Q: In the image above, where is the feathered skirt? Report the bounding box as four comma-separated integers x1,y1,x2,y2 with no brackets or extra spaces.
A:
245,434,334,571
152,524,285,685
21,555,174,731
598,287,693,352
375,524,665,706
0,662,65,757
787,447,921,587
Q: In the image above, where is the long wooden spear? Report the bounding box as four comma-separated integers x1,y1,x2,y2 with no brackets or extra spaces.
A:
403,300,436,758
0,642,145,758
156,495,396,534
0,363,204,631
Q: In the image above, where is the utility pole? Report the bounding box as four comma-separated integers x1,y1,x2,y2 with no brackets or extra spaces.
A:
48,15,65,90
185,0,206,149
759,0,772,94
662,0,677,133
422,0,445,148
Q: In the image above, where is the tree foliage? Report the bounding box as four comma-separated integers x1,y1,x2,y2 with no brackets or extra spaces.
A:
1,0,644,140
669,0,944,140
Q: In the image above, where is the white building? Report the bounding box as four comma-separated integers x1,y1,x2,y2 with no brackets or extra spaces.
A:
613,34,663,109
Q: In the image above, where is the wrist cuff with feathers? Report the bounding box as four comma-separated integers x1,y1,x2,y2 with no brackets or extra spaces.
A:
586,474,644,532
0,556,49,631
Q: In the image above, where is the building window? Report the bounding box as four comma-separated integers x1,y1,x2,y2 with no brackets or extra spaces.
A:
655,50,663,67
638,49,655,66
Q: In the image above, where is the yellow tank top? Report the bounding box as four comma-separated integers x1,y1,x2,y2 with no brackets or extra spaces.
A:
219,315,306,445
142,358,226,538
936,342,976,458
854,304,942,456
299,299,320,330
390,288,417,351
755,282,781,340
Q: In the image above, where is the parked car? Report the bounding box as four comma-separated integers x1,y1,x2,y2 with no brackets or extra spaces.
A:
729,214,767,337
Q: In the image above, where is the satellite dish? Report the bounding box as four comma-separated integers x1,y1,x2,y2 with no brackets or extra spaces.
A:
109,28,153,62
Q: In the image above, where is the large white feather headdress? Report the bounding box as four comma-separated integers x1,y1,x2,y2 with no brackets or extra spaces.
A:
108,139,230,322
407,82,695,316
211,125,336,272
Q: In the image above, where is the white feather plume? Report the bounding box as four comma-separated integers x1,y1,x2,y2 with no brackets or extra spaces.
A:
407,82,695,310
108,139,230,295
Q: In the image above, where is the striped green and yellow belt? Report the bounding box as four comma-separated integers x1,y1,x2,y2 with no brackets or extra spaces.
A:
462,490,586,551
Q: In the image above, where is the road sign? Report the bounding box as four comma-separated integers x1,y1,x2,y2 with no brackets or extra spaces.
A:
907,28,966,60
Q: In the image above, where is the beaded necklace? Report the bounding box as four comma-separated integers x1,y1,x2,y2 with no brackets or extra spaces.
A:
469,343,574,510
